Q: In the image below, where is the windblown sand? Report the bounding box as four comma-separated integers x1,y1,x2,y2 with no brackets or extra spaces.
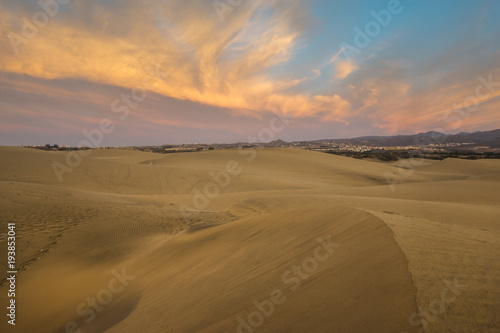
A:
0,146,499,332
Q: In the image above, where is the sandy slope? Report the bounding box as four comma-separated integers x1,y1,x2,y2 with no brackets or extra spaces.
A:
0,146,499,332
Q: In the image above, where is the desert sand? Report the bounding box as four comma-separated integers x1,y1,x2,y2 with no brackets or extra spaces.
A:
1,146,499,332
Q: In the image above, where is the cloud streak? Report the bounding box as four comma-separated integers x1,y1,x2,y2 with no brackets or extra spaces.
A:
0,0,349,121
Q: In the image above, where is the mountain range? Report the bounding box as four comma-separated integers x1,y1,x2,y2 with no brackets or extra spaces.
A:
281,129,500,148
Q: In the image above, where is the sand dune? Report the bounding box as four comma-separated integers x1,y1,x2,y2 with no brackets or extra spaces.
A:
1,146,499,332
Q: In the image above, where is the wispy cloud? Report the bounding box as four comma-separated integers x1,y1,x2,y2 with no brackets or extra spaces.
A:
0,0,349,122
334,60,359,79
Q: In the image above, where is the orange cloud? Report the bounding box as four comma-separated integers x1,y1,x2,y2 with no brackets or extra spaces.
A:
334,60,359,79
351,73,500,134
0,0,351,122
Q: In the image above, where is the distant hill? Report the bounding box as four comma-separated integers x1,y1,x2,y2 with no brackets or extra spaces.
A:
309,129,500,147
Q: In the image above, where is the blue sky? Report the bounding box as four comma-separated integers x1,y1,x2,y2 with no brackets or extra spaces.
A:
1,0,499,146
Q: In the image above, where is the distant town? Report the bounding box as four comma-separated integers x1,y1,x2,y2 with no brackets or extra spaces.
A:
25,129,500,161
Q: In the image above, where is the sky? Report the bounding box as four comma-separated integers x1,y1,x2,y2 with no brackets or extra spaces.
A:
1,0,500,146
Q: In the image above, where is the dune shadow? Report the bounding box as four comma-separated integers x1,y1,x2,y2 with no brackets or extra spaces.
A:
56,292,141,333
